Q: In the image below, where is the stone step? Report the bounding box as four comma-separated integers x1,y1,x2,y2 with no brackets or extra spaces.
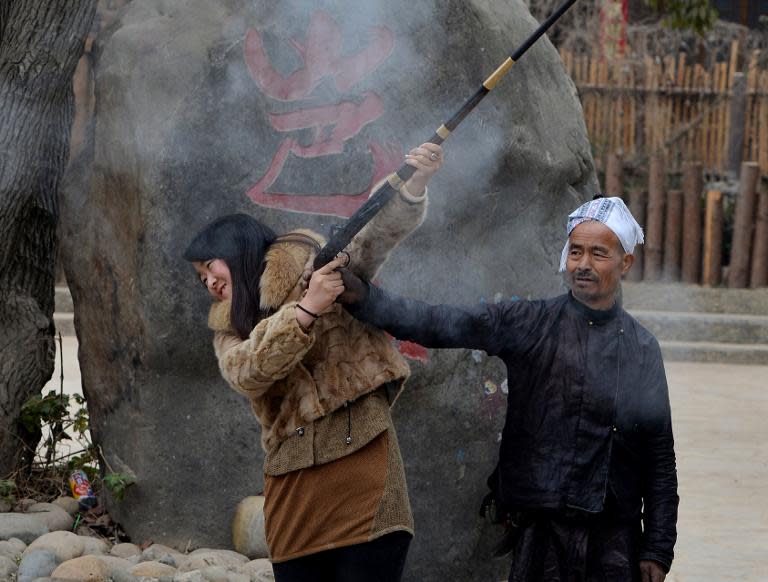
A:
622,282,768,315
54,312,76,337
659,340,768,365
630,310,768,345
55,285,73,313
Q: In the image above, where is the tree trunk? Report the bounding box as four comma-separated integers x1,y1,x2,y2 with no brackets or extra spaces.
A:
0,0,96,477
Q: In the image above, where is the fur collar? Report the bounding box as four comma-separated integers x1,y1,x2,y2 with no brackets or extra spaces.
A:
259,229,324,310
207,229,325,332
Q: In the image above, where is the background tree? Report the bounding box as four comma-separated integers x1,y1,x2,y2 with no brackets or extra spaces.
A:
0,0,97,477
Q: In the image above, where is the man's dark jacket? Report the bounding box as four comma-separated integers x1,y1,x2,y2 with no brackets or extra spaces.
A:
349,287,679,570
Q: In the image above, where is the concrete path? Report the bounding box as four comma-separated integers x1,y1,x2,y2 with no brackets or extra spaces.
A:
43,344,767,580
664,362,768,582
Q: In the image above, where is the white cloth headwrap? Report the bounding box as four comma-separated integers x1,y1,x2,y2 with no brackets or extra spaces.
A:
559,197,644,272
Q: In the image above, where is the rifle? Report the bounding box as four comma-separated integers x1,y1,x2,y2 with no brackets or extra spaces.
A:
313,0,579,270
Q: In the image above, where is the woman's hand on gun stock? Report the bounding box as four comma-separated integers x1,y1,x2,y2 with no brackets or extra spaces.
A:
296,257,346,328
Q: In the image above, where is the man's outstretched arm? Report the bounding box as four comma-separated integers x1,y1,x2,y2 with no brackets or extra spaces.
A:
344,279,539,356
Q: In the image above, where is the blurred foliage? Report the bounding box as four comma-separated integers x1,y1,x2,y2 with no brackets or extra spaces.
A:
645,0,719,34
0,479,16,505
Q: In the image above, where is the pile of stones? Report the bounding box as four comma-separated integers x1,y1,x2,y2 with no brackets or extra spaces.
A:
0,496,273,581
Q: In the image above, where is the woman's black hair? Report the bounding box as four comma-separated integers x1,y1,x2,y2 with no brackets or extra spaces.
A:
184,213,277,339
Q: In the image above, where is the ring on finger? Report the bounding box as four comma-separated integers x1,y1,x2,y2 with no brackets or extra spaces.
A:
430,152,439,161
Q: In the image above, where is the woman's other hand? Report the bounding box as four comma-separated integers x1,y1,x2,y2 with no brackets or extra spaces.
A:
403,142,443,197
296,258,346,327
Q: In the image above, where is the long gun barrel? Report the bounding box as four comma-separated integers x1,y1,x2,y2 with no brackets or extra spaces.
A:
313,0,579,270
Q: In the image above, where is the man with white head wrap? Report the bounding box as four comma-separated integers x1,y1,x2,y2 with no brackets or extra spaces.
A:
342,194,678,582
559,196,645,272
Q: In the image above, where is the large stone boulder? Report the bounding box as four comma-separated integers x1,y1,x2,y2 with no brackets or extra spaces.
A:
61,0,596,580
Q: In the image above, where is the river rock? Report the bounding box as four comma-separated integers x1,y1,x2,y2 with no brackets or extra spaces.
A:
16,499,37,511
141,543,184,563
51,555,132,581
0,513,50,544
129,560,178,577
111,542,142,558
17,549,59,582
81,536,109,556
0,555,17,579
238,559,273,581
179,549,248,572
0,538,24,560
59,1,596,580
174,571,207,582
25,531,85,562
52,496,81,516
199,565,229,582
232,497,267,559
25,503,74,532
157,553,178,568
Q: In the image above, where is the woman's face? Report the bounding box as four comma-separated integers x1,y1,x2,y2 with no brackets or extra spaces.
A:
192,259,232,301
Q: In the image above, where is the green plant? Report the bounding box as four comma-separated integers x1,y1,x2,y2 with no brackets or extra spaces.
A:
102,472,136,502
645,0,718,35
0,479,16,505
20,390,69,433
20,390,92,470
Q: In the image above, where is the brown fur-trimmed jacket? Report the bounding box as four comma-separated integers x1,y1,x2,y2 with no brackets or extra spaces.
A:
208,185,427,474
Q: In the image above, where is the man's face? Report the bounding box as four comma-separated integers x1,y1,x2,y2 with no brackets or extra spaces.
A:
565,221,634,310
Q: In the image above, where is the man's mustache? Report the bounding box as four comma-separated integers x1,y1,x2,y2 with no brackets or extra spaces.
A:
572,270,598,282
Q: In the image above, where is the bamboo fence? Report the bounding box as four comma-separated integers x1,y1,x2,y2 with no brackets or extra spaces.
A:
561,41,768,176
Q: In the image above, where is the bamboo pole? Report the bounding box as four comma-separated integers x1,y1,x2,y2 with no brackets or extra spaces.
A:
694,64,705,166
588,55,598,146
614,62,622,153
663,55,676,160
629,64,637,157
719,42,740,174
683,59,693,158
750,179,768,288
726,72,747,176
599,58,610,153
709,66,722,171
760,72,768,175
715,62,728,173
645,152,666,281
702,190,724,286
663,189,683,281
729,162,761,287
645,56,656,154
605,153,623,198
627,188,646,282
672,53,686,167
681,162,704,284
745,51,759,164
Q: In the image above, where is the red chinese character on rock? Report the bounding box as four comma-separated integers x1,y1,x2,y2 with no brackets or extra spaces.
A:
244,11,401,218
